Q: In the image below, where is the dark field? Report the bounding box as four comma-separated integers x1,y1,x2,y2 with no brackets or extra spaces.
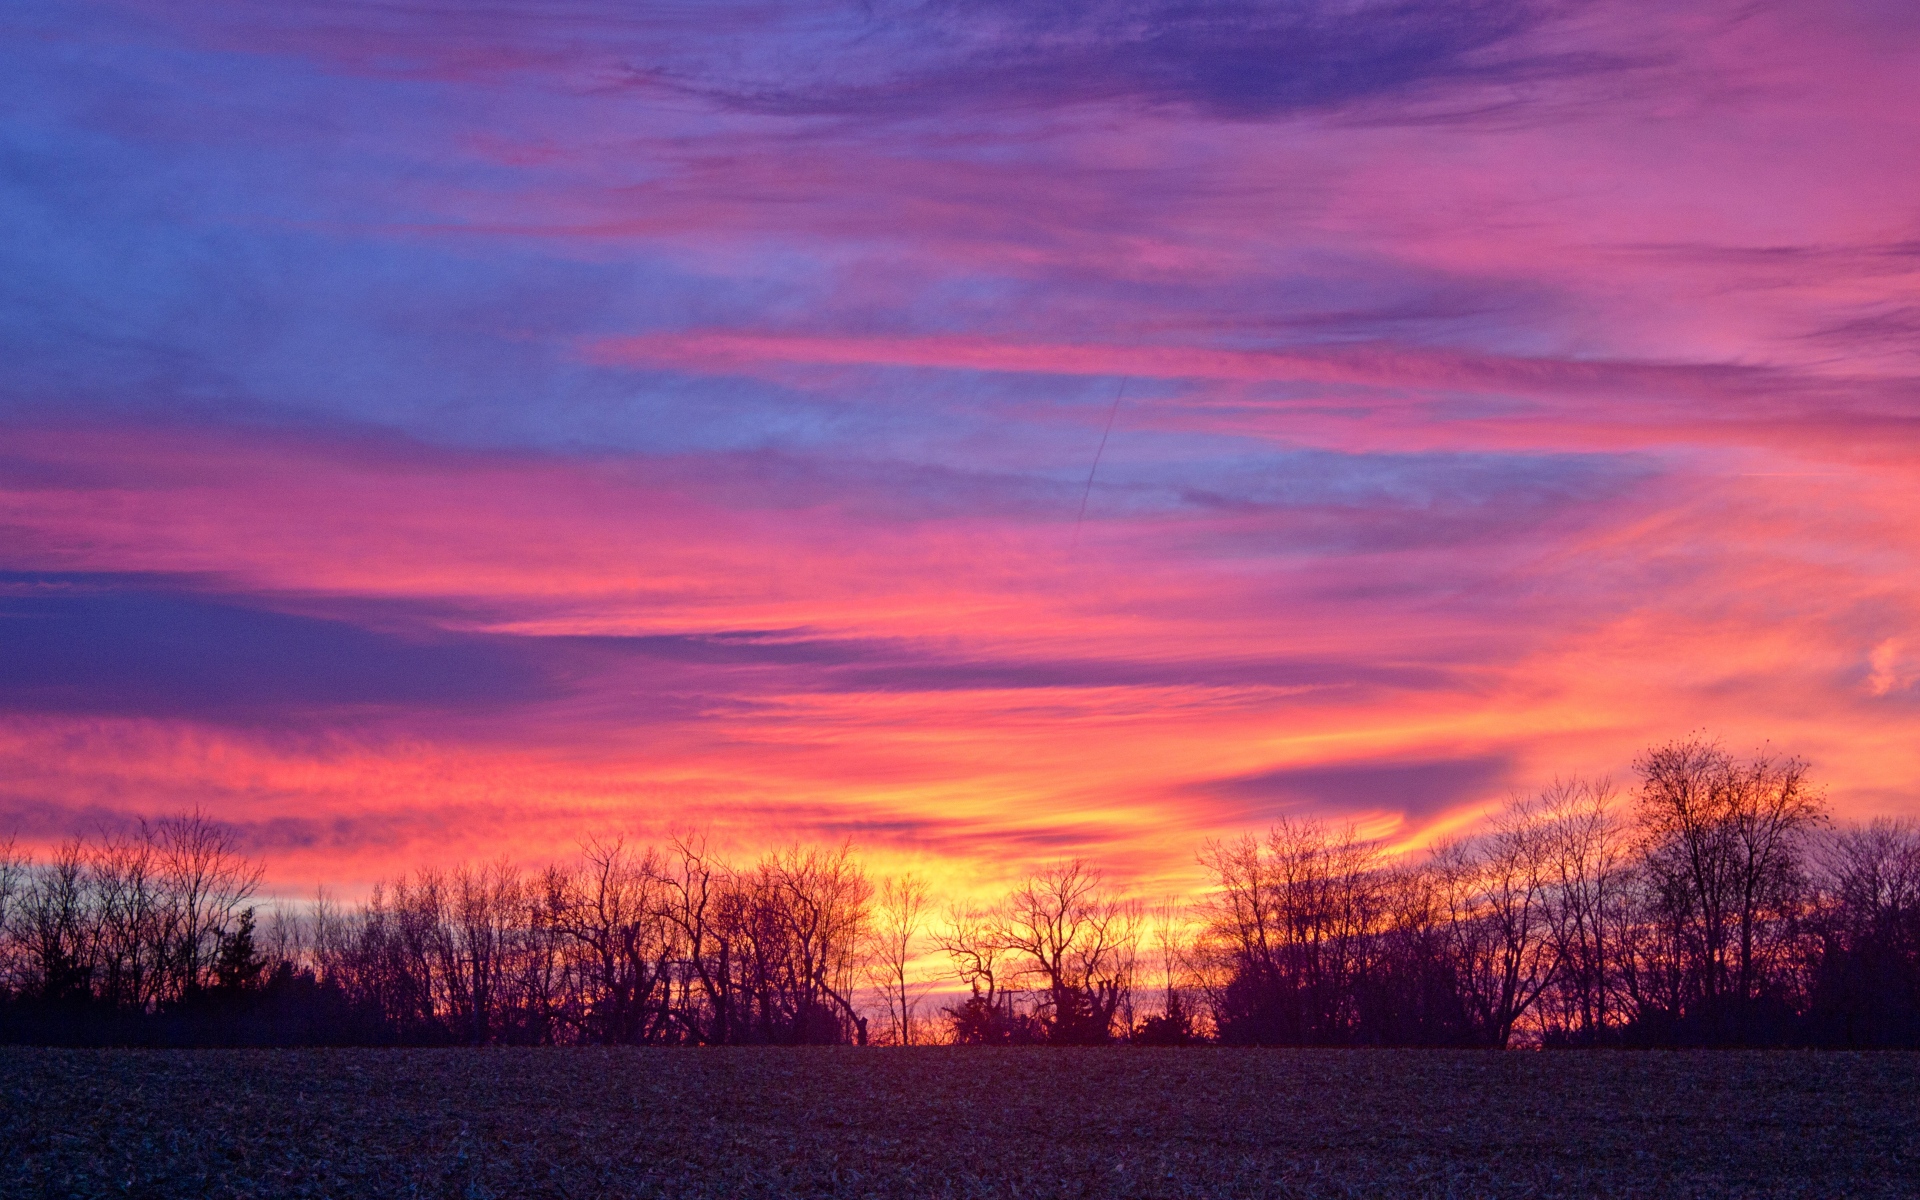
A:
4,1049,1917,1199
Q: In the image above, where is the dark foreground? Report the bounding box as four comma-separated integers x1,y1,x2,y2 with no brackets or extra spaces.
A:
4,1049,1917,1199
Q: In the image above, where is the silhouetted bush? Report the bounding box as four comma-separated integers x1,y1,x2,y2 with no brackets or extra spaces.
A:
944,994,1043,1045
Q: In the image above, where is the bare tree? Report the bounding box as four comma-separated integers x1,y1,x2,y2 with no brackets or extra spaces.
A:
934,901,1039,1043
89,830,164,1011
996,859,1138,1044
658,831,733,1044
1133,895,1199,1043
1636,737,1825,1038
151,810,262,998
21,840,93,1003
440,859,523,1045
354,872,446,1042
261,903,308,969
552,835,672,1044
0,837,26,995
1804,818,1920,1045
737,843,874,1044
1535,777,1633,1043
1197,820,1384,1044
1819,820,1920,927
1432,802,1558,1048
1149,895,1185,1017
868,873,931,1045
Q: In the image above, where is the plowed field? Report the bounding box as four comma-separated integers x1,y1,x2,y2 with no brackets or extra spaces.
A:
4,1048,1916,1198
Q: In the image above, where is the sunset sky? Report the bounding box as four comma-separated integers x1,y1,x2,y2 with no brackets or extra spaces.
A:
3,0,1918,901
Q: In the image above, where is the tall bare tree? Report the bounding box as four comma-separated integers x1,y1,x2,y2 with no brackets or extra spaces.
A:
658,832,733,1044
151,810,261,998
1535,777,1633,1042
1132,895,1199,1043
868,873,931,1045
1198,820,1384,1044
1805,818,1920,1045
740,843,874,1044
0,837,26,995
89,831,164,1011
934,901,1032,1042
21,840,93,1003
1636,737,1825,1037
1432,803,1558,1048
440,859,522,1045
996,859,1138,1044
552,836,672,1044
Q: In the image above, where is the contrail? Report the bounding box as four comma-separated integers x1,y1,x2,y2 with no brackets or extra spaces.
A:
1072,376,1127,550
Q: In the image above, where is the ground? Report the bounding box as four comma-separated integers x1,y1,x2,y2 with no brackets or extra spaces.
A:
3,1047,1916,1198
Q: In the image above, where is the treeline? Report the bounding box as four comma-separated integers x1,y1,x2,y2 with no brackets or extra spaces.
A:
3,737,1917,1047
1197,742,1919,1048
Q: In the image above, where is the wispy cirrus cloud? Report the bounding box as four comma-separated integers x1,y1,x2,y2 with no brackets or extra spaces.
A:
1195,754,1516,827
698,0,1577,119
0,573,554,723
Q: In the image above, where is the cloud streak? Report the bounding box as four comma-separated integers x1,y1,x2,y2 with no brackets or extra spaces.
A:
0,574,553,723
705,0,1567,119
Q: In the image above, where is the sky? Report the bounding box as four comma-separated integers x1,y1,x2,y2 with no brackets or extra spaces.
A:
3,0,1918,900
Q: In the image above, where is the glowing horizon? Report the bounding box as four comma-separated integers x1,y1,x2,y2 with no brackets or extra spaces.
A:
3,0,1918,903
